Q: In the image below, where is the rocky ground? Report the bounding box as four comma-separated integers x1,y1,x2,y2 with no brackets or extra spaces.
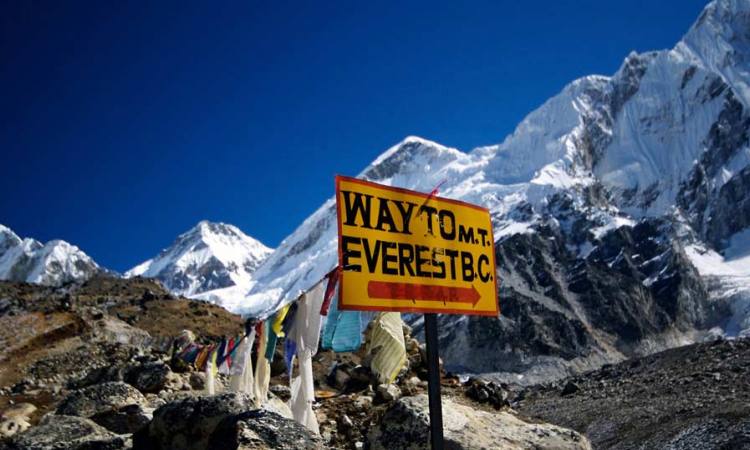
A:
0,276,589,449
515,337,750,449
7,275,748,449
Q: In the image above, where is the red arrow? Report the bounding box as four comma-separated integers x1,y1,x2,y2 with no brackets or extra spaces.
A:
367,281,481,307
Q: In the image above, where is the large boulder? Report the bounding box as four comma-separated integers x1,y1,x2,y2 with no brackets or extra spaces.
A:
134,392,255,450
72,364,128,388
1,415,129,450
207,410,324,450
90,316,152,347
368,394,591,450
57,381,147,418
0,403,37,421
56,381,150,433
0,418,30,439
91,404,153,434
262,395,294,420
0,403,36,437
125,362,173,394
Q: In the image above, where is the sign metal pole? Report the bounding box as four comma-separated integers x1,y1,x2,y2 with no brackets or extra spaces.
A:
334,175,499,450
424,313,444,450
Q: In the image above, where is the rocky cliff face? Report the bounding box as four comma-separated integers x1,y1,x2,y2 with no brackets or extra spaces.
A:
423,217,728,383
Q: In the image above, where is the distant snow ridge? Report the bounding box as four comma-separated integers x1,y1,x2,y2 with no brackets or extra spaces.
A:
125,221,273,309
0,224,100,285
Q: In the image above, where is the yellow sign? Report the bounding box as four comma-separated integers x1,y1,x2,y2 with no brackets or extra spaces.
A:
335,175,499,316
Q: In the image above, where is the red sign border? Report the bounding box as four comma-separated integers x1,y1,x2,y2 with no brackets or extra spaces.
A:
334,175,499,317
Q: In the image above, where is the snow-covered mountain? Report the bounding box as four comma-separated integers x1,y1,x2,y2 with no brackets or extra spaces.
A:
0,224,101,285
244,0,750,382
125,221,273,309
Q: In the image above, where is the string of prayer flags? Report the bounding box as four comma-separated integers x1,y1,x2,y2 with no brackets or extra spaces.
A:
367,312,407,384
169,264,356,414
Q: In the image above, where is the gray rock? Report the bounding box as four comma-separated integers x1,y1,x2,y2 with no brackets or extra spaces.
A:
561,381,580,396
375,384,401,403
189,372,206,391
269,384,290,401
134,392,254,450
57,381,147,419
0,403,37,421
207,409,324,450
90,404,153,434
3,415,129,450
0,417,30,438
262,394,294,420
328,364,351,390
465,378,510,409
0,298,12,316
90,316,152,347
354,395,373,410
125,362,172,394
368,394,591,450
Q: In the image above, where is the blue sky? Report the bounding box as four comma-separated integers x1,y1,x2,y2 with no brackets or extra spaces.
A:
1,0,709,272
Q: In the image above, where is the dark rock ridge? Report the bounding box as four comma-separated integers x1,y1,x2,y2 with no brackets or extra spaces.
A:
415,214,728,384
678,89,750,249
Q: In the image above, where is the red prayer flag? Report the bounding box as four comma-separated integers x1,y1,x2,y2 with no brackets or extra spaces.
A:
320,266,340,316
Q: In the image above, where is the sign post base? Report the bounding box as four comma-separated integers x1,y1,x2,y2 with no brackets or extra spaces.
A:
424,313,444,450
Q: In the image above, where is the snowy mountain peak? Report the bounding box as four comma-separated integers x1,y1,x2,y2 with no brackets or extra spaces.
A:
678,0,750,106
0,224,22,252
684,0,750,47
125,220,273,301
359,135,467,189
0,224,100,285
